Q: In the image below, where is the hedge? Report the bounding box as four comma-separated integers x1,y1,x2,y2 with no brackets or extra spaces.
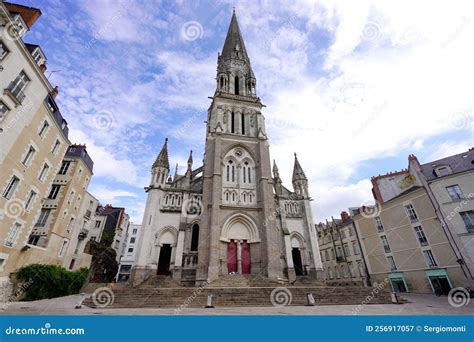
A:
16,264,89,301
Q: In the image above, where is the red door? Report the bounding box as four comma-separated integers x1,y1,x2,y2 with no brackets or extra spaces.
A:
241,241,251,274
227,240,237,273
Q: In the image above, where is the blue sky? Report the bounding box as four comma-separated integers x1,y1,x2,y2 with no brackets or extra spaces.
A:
19,0,473,223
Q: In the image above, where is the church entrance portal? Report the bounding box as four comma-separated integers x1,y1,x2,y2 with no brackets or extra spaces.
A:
157,244,172,275
227,240,250,274
292,248,304,276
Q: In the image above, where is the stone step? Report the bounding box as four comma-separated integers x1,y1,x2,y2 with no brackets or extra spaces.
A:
83,285,392,308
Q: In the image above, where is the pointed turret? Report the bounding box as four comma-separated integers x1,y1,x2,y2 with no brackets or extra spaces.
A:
153,138,170,170
273,160,283,195
150,138,170,186
187,150,193,170
216,11,256,97
272,159,280,178
292,153,307,182
292,153,308,197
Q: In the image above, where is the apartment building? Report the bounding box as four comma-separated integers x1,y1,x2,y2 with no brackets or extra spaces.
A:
354,150,473,294
316,212,368,285
117,223,141,282
0,3,70,285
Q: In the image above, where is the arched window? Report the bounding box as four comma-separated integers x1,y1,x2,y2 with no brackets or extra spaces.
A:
231,112,235,133
234,76,239,95
249,194,253,203
165,195,169,205
241,113,245,134
226,165,230,181
243,193,246,203
232,192,236,202
248,168,251,183
226,192,229,201
232,166,235,182
190,224,199,251
243,167,246,183
171,196,175,206
220,76,224,89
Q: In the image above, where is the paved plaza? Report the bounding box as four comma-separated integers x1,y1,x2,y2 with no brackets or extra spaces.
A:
1,293,472,316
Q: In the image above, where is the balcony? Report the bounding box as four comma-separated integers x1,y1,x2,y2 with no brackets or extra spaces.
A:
336,256,345,263
78,228,89,240
4,83,26,106
84,210,91,219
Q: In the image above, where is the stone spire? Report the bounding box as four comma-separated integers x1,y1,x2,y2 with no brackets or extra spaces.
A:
292,153,307,182
187,150,193,170
152,138,170,171
292,153,308,197
216,11,256,97
272,159,279,178
221,11,250,62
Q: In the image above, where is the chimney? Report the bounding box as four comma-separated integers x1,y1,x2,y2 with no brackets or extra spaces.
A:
51,86,59,99
340,211,350,221
39,62,47,73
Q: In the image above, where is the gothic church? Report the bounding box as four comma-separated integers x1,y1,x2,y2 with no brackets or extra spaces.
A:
132,12,323,285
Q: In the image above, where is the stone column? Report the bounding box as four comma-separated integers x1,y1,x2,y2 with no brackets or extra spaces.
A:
284,235,296,283
237,240,242,274
173,229,186,281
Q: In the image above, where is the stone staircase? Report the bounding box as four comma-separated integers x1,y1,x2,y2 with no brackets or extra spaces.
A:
83,280,392,309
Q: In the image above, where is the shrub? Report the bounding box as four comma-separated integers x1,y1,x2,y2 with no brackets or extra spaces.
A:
16,264,89,301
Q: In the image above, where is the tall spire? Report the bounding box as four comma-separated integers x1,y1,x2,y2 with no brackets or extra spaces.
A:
216,11,256,97
292,153,307,182
153,138,170,170
272,159,279,178
221,11,250,62
187,150,193,169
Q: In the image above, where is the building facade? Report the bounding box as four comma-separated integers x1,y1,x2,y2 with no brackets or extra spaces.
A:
94,205,130,262
117,223,141,282
316,212,368,285
354,150,473,294
132,12,323,286
0,3,70,292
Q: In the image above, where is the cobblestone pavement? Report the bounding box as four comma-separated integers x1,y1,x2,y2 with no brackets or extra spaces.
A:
1,293,472,315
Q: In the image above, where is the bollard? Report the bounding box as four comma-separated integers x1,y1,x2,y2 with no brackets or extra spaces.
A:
205,293,214,308
75,293,86,309
306,293,315,306
391,292,399,304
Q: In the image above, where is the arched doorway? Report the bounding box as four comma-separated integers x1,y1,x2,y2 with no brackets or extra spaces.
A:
221,214,260,275
155,227,177,275
290,233,306,276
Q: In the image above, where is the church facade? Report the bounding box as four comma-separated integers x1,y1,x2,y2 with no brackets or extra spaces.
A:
132,12,323,286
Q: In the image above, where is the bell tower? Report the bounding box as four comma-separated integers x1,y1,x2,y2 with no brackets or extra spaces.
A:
196,11,282,283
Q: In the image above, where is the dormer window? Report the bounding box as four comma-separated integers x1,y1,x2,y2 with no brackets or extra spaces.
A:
32,47,46,66
434,165,452,177
0,40,9,60
12,14,27,38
